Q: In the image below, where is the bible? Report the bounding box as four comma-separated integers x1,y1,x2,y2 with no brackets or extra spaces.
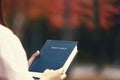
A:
29,40,78,77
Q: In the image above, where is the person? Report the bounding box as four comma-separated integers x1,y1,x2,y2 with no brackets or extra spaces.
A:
0,1,66,80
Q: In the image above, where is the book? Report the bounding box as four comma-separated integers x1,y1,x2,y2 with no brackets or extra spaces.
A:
29,40,78,75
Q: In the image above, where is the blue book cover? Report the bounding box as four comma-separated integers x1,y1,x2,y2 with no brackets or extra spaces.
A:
29,40,78,73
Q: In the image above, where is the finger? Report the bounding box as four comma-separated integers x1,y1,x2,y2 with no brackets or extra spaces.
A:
32,50,40,57
55,67,65,75
28,50,40,67
44,69,50,73
60,73,67,79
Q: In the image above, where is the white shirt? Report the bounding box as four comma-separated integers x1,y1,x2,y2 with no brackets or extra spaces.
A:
0,24,33,80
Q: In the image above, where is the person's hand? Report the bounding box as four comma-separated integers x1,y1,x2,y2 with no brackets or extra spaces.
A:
28,50,40,67
28,50,67,80
41,68,67,80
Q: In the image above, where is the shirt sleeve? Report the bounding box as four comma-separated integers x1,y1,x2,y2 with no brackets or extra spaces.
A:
0,25,34,80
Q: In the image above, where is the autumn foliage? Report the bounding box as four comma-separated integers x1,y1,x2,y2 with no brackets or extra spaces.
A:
2,0,120,30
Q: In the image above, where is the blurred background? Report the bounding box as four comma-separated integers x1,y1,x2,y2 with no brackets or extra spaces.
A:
1,0,120,79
